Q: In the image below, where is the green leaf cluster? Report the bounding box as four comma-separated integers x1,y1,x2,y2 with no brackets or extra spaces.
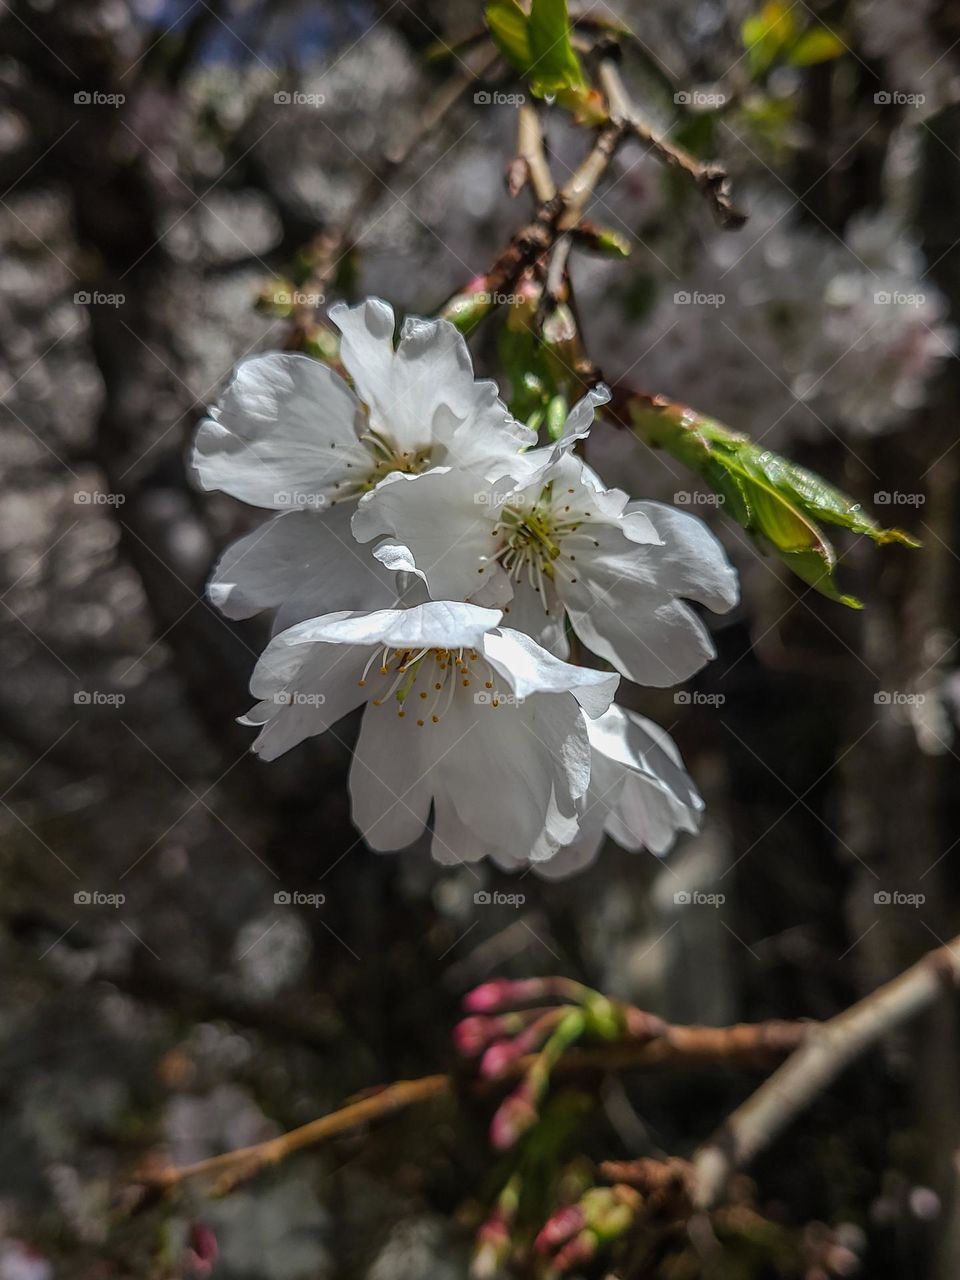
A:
629,400,918,607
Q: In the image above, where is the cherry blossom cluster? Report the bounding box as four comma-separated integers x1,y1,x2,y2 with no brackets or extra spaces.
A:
192,299,738,874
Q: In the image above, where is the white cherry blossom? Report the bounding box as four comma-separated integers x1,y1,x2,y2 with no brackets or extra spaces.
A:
192,298,532,626
353,390,738,685
242,600,619,866
193,297,738,873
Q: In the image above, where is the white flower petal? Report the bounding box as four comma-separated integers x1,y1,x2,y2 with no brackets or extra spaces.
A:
499,579,569,658
559,522,721,686
192,353,367,509
547,383,611,465
247,642,369,761
544,453,659,539
431,778,497,865
482,626,618,717
433,693,588,863
588,705,703,854
535,705,702,877
329,297,397,423
370,540,427,583
286,601,502,651
209,505,396,624
332,299,533,467
626,501,739,613
350,708,433,851
352,468,501,600
528,786,583,865
531,825,606,880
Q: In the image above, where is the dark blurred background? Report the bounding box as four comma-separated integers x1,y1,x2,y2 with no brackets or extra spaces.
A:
2,0,960,1276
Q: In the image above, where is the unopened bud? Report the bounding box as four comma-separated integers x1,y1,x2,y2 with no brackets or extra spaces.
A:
471,1216,510,1280
506,155,530,197
490,1090,539,1150
454,1016,493,1057
463,978,547,1013
185,1223,218,1277
480,1038,521,1079
575,222,632,258
535,1204,586,1252
552,1228,598,1273
441,289,494,333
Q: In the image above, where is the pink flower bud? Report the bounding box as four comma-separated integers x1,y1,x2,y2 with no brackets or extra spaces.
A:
534,1205,586,1252
479,1038,521,1079
454,1016,493,1057
463,982,509,1013
463,978,546,1013
185,1223,218,1277
490,1091,538,1150
471,1216,510,1280
553,1229,597,1273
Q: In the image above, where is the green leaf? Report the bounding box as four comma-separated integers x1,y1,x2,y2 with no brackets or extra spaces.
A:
741,1,796,75
627,395,918,607
484,0,586,97
485,1,532,73
527,0,585,95
787,26,847,65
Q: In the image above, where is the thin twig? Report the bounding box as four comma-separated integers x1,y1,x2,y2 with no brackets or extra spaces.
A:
691,932,960,1208
516,102,556,202
598,61,746,229
470,117,626,304
131,1017,810,1198
146,1075,450,1197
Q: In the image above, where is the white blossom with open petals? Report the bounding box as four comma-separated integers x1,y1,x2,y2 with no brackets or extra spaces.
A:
534,704,704,880
242,601,619,867
353,388,738,685
192,298,533,626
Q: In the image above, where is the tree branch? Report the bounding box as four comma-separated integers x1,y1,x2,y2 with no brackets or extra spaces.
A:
691,932,960,1208
598,61,746,229
129,1016,809,1200
515,102,557,202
